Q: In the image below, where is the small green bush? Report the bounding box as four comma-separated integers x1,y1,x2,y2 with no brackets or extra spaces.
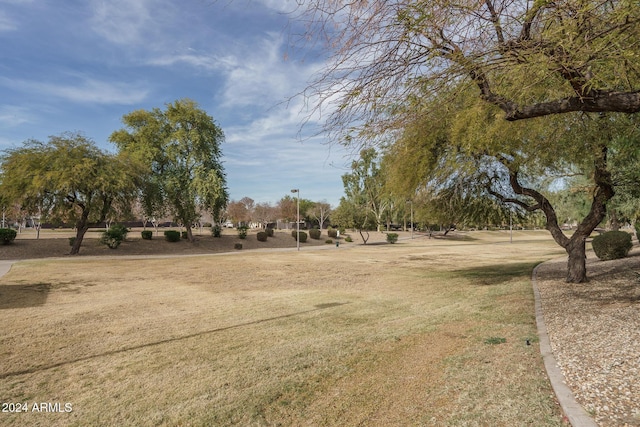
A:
265,227,274,237
237,226,248,239
325,239,333,244
592,231,632,260
257,231,268,242
68,237,76,247
234,243,242,250
386,233,399,244
164,230,181,242
141,230,153,240
100,224,129,249
345,236,353,242
327,228,338,238
211,225,222,237
309,228,321,240
292,231,308,243
0,228,17,245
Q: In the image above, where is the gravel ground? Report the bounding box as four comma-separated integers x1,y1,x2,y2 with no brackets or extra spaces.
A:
535,248,640,427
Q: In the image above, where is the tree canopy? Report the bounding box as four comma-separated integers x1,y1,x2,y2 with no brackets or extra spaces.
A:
298,0,640,140
0,132,140,254
110,99,228,241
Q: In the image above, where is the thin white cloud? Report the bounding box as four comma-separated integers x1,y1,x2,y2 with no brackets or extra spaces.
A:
88,0,175,46
0,105,32,127
0,11,16,31
2,76,149,105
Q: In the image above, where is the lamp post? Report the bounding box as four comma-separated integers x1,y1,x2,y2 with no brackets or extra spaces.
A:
291,189,300,251
406,200,414,239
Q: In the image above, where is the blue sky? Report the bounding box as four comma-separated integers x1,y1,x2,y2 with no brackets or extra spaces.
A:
0,0,351,207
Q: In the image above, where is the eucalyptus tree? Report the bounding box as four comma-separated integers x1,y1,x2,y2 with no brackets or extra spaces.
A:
0,132,140,254
110,99,228,242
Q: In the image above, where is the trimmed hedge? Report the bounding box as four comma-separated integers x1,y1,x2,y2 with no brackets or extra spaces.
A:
592,231,632,261
141,230,153,240
0,228,17,245
327,228,338,238
386,233,399,244
309,228,321,240
257,231,268,242
291,230,308,243
265,227,274,237
164,230,181,242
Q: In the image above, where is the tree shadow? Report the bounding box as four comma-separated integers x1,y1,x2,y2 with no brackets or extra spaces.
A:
0,283,52,309
451,262,537,286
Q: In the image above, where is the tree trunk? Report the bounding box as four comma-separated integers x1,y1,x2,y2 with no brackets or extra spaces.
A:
70,213,90,255
186,225,195,242
565,235,588,283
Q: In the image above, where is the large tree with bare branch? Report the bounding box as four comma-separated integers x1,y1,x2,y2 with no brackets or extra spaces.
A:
295,0,640,282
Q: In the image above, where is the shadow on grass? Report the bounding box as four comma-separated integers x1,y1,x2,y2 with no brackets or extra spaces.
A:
451,262,538,286
0,301,350,379
0,283,52,309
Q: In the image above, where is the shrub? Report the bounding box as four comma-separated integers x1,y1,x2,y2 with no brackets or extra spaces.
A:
635,222,640,241
211,225,222,238
257,231,268,242
325,239,333,244
386,233,399,244
234,243,242,250
345,236,353,242
164,230,181,242
265,227,274,237
327,228,338,238
141,230,153,240
0,228,17,245
181,231,188,239
100,224,129,249
68,237,76,247
592,231,632,260
309,228,321,240
291,231,307,243
237,226,248,239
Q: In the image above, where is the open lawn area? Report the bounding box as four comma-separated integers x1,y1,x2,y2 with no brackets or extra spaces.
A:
1,231,571,426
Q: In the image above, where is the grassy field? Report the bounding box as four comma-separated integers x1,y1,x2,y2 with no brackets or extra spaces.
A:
0,231,569,426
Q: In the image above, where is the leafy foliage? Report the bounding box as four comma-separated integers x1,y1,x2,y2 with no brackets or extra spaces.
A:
591,231,633,261
0,228,17,245
0,132,140,254
164,230,181,242
386,233,398,244
291,231,308,243
257,231,268,242
237,226,248,240
110,99,228,242
100,224,129,249
309,228,321,240
141,230,153,240
211,224,222,238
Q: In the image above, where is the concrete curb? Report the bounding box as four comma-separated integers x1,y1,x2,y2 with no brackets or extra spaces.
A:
532,262,598,427
0,260,15,279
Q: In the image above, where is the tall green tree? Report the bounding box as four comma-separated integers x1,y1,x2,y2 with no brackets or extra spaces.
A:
110,99,228,242
0,132,140,254
342,148,389,232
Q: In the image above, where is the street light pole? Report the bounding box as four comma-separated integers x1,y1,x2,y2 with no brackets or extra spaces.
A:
291,189,300,251
410,200,414,239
